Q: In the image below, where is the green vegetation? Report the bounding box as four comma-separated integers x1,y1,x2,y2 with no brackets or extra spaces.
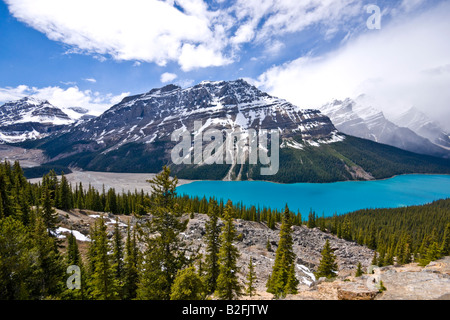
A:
136,166,193,300
19,134,450,183
245,258,257,297
314,240,338,279
317,199,450,267
0,160,448,300
214,200,243,300
266,205,299,298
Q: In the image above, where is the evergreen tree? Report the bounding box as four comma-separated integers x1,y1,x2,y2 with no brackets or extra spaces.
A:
215,200,242,300
355,262,363,277
58,173,72,210
63,230,87,300
314,240,338,279
419,241,442,267
40,184,58,236
307,210,316,229
170,266,205,300
31,214,65,298
204,198,221,294
122,222,139,300
245,258,256,297
67,230,82,266
111,218,124,295
441,223,450,256
137,166,190,300
88,216,119,300
266,205,299,298
0,216,33,299
266,238,272,252
371,251,378,267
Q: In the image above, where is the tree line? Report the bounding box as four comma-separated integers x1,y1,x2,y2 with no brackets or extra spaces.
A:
0,161,300,300
1,160,448,300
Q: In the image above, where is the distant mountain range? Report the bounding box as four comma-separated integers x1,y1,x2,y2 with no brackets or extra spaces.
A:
2,80,450,182
0,97,95,144
390,107,450,149
320,98,450,158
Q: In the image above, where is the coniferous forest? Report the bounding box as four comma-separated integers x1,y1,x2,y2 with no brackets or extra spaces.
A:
0,160,449,300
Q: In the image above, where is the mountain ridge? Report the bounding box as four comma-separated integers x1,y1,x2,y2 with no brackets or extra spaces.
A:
4,80,450,182
320,98,450,158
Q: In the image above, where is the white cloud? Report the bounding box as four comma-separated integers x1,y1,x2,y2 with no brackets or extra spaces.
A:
0,85,129,115
4,0,229,71
4,0,367,70
175,79,195,88
160,72,178,83
256,1,450,130
83,78,97,83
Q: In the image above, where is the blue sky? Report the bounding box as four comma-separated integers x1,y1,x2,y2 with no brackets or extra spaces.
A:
0,0,449,126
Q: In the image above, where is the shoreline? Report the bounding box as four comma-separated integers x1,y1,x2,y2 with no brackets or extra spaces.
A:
27,170,450,189
177,172,450,187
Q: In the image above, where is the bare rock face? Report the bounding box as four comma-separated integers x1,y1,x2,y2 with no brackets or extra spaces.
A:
54,209,450,300
375,258,450,300
184,213,374,293
337,281,379,300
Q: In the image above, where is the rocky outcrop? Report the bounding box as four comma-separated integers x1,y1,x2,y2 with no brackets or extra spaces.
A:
183,213,374,293
375,258,450,300
54,209,450,300
337,281,379,300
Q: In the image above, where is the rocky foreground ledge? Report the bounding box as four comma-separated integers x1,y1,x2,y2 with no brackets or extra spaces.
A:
56,210,450,300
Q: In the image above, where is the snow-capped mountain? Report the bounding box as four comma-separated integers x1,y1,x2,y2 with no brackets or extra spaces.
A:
16,80,450,182
389,107,450,149
54,79,341,155
0,97,74,143
320,98,449,158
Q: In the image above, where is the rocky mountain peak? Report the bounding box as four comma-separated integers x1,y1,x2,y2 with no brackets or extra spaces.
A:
70,79,340,151
0,97,73,144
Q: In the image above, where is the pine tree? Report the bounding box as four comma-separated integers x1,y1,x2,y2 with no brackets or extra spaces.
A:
266,205,299,298
204,198,221,294
355,262,363,277
245,258,257,297
314,240,338,279
371,251,378,267
170,266,205,300
215,200,242,300
67,229,82,266
137,166,190,300
31,214,65,298
419,241,441,267
441,223,450,256
88,216,119,300
58,173,72,210
266,238,272,252
111,218,124,293
40,184,58,236
122,222,139,300
307,210,316,229
63,230,87,300
0,216,33,299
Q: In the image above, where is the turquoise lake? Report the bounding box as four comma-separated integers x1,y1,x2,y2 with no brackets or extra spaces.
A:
176,174,450,216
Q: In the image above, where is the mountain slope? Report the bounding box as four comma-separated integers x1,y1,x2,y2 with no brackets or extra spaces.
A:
0,97,74,143
320,98,449,158
390,107,450,149
17,80,450,183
